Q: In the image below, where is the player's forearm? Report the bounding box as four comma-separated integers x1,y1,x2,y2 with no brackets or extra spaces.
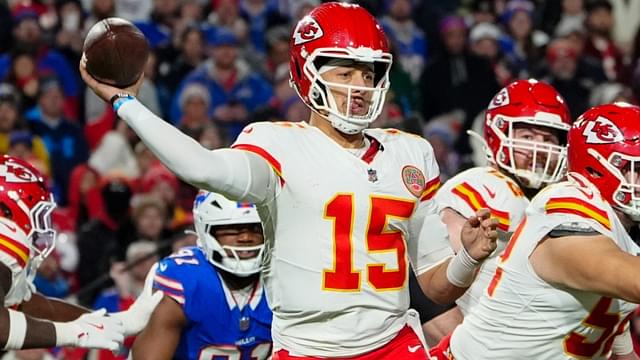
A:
117,99,275,203
19,293,89,322
0,307,58,349
417,259,467,304
131,329,179,360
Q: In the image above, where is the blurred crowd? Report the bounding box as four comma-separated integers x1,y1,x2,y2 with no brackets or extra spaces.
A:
1,0,640,358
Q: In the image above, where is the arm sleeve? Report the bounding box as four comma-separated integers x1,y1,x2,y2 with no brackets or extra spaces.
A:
117,99,277,204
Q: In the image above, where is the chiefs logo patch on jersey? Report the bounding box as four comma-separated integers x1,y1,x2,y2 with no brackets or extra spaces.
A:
293,16,324,45
487,87,510,110
402,166,426,197
0,161,40,183
581,115,623,144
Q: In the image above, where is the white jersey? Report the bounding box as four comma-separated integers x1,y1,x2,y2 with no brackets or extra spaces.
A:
450,177,639,360
435,166,529,315
232,122,446,357
0,219,35,306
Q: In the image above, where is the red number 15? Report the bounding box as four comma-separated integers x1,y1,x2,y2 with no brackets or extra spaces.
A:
322,194,415,292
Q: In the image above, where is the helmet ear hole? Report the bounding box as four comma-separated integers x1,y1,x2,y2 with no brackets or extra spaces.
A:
586,166,603,178
0,202,13,220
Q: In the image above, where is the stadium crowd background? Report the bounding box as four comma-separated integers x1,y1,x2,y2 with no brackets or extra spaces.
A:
1,0,640,358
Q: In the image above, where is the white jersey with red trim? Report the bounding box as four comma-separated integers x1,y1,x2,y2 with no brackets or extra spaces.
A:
0,219,35,307
435,166,529,315
232,121,444,357
450,177,638,360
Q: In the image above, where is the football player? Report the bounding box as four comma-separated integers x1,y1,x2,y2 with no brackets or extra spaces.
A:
80,3,498,358
0,155,128,351
439,103,640,359
419,79,571,344
131,191,271,359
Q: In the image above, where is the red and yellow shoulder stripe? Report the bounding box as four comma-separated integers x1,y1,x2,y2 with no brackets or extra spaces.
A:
232,143,285,186
451,182,510,231
0,234,29,268
545,197,611,230
420,176,441,202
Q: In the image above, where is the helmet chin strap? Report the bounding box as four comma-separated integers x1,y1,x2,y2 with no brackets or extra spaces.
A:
328,112,366,134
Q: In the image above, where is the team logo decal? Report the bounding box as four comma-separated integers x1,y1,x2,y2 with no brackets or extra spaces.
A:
0,160,39,183
582,116,623,144
402,165,426,197
487,88,510,110
293,16,323,45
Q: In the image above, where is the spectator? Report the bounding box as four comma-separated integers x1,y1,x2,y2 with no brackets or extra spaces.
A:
88,117,141,179
157,25,206,97
67,163,101,230
7,131,48,176
239,0,288,54
583,0,626,82
131,194,171,243
466,0,498,26
610,0,640,57
170,29,273,139
208,0,249,44
422,111,463,182
76,177,136,306
0,84,50,172
541,37,591,119
420,15,499,155
0,8,80,119
33,250,70,299
177,82,213,140
379,0,428,83
26,77,89,205
54,0,85,68
469,22,513,86
500,0,549,79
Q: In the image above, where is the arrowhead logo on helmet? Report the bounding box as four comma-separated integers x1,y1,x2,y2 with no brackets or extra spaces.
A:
581,116,624,144
293,17,324,45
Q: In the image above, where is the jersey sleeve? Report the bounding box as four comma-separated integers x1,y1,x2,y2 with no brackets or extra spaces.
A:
530,182,614,238
153,253,191,307
436,168,527,233
232,122,286,186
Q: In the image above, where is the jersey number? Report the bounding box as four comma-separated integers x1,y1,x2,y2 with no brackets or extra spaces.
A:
169,248,200,266
322,194,414,291
563,297,630,358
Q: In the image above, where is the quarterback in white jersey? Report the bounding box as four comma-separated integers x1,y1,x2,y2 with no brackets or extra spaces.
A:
448,103,640,359
422,79,571,345
80,3,500,358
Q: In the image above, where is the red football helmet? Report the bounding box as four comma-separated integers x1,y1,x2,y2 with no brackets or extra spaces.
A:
568,103,640,220
0,155,56,268
479,79,572,189
289,2,392,134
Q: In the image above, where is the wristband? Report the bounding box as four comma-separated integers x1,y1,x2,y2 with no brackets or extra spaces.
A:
446,247,480,288
3,309,27,350
110,93,135,113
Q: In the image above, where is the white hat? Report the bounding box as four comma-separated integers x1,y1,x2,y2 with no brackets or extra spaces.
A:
469,22,501,43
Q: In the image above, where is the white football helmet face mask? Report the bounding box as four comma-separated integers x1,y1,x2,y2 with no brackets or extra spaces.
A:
193,191,264,276
302,48,392,134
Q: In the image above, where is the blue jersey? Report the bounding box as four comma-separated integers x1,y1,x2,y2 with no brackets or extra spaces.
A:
153,247,272,360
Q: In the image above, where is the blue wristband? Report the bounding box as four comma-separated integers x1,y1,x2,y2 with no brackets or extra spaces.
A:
112,94,135,113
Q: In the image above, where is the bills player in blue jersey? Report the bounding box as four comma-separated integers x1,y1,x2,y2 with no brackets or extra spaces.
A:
131,191,272,360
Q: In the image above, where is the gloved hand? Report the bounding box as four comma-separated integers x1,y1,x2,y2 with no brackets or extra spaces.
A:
54,308,125,351
110,290,163,336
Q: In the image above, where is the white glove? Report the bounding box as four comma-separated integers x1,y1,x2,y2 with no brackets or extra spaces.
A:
54,309,125,351
110,290,163,336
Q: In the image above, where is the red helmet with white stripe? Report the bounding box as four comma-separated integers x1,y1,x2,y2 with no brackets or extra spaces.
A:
481,79,572,189
289,2,392,134
568,102,640,221
0,155,56,269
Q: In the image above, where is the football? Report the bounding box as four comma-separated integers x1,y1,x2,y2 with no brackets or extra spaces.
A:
83,17,149,88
